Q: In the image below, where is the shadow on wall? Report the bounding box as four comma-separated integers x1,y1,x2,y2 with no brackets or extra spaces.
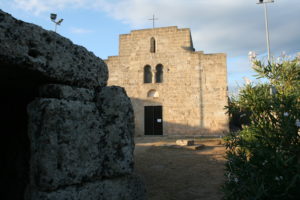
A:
130,97,229,137
181,46,195,52
162,120,228,137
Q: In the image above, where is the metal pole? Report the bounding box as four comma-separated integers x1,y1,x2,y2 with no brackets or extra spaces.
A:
264,3,271,62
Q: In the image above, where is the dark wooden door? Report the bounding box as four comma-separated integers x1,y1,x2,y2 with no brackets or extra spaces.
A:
144,106,154,135
144,106,163,135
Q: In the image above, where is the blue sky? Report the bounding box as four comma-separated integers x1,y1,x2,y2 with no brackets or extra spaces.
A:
1,0,299,94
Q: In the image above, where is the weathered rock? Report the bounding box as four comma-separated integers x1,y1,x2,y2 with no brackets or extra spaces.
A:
97,86,135,177
27,175,146,200
39,84,95,102
0,10,108,88
27,98,105,191
27,86,136,191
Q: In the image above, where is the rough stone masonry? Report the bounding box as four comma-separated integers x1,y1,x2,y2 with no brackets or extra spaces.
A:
0,10,146,200
105,26,229,136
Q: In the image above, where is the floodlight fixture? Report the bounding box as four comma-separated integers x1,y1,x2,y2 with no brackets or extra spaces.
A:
50,13,57,21
257,0,274,4
57,19,64,25
50,13,63,33
257,0,274,62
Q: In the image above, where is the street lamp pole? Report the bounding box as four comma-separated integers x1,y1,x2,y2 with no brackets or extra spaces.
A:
50,13,63,33
263,3,271,62
257,0,274,62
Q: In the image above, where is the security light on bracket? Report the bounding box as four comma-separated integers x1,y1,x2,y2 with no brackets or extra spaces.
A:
57,19,64,25
50,13,57,21
50,13,63,33
257,0,274,4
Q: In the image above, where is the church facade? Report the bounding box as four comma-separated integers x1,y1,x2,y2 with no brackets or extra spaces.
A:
105,26,229,136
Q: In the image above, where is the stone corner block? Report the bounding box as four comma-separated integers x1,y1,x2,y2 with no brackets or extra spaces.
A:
96,86,135,177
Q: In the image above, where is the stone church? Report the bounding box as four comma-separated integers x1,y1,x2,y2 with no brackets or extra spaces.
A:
105,26,228,136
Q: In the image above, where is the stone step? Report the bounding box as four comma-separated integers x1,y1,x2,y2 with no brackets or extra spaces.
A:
176,139,195,146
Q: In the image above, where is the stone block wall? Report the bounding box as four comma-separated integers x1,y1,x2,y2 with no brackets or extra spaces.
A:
119,26,193,56
0,10,145,200
106,26,229,136
199,53,229,132
26,85,145,200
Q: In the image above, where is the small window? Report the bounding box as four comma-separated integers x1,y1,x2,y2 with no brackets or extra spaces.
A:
150,37,156,53
144,65,152,83
155,64,163,83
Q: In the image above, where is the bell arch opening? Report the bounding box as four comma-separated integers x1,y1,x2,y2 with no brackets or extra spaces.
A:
150,37,156,53
144,65,152,83
155,64,163,83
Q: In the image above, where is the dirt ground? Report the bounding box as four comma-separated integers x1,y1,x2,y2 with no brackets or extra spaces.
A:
134,137,226,200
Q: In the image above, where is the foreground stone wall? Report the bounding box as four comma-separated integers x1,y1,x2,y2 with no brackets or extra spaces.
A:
26,85,145,200
0,10,145,200
106,26,229,136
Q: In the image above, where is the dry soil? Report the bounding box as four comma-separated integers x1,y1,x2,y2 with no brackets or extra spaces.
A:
134,137,226,200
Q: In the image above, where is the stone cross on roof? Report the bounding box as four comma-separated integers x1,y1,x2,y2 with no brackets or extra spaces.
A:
148,14,158,29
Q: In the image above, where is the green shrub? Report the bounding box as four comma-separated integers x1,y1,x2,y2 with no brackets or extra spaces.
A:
227,95,251,131
222,56,300,200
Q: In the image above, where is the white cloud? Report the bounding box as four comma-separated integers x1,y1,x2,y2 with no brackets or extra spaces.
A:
7,0,299,94
70,27,93,34
13,0,49,15
12,0,90,15
10,0,300,57
91,0,300,57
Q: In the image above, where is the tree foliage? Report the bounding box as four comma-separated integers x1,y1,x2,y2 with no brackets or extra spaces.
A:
222,56,300,200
